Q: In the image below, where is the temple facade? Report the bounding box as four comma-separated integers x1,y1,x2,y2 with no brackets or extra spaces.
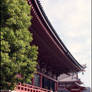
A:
15,0,85,92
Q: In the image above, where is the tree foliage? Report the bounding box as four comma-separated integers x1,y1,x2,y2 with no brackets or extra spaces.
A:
0,0,38,90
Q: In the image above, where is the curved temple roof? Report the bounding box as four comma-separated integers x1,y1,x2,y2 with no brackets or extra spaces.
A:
28,0,84,74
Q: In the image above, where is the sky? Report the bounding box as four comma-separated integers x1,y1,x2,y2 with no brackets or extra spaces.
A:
40,0,91,87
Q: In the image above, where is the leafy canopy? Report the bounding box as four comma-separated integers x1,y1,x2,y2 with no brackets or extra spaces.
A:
0,0,38,90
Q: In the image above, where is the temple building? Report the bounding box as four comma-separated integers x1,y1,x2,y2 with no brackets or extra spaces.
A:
58,73,86,92
15,0,85,92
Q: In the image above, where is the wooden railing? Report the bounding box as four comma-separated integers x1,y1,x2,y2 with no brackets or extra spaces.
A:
15,83,51,92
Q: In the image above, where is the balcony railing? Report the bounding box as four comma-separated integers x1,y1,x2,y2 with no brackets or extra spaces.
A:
15,83,51,92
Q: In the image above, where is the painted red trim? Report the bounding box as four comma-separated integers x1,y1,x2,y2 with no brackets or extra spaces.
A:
16,83,51,92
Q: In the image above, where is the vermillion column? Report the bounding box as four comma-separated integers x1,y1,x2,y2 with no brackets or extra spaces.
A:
32,78,34,85
55,82,58,92
40,74,42,88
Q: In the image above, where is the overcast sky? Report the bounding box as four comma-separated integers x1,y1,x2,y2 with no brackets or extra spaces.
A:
40,0,91,87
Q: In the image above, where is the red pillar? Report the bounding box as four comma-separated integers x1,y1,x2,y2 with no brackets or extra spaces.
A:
55,82,58,92
32,78,34,85
40,74,42,88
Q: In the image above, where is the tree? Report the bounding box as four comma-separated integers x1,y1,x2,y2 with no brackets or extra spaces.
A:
0,0,38,90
